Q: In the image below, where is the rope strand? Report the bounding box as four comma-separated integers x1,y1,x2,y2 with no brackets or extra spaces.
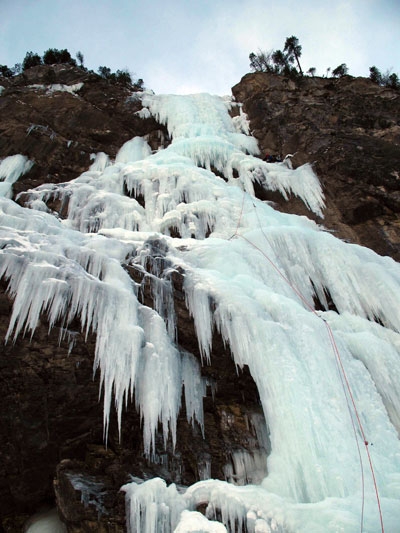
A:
229,190,384,532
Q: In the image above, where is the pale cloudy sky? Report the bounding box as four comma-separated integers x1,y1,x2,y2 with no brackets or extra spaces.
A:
1,0,399,95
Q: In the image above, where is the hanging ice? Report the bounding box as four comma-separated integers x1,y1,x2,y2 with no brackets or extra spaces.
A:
1,91,400,532
0,154,33,198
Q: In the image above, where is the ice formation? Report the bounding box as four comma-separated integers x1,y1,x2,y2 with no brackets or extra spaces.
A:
25,508,67,533
1,92,400,532
0,154,33,198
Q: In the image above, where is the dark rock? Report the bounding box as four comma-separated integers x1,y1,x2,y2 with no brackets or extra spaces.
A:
232,72,400,260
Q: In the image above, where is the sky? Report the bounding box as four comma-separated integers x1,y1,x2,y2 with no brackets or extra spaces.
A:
1,0,399,95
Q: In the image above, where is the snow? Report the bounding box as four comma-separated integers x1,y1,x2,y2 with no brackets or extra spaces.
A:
174,510,227,532
28,83,84,94
1,92,400,532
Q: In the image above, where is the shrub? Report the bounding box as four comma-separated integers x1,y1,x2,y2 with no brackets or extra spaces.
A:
98,65,113,79
369,66,382,84
115,69,132,85
97,66,144,89
0,65,13,77
249,36,303,79
369,66,399,89
249,50,275,73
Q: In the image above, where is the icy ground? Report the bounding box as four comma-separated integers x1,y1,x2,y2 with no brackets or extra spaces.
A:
1,92,400,532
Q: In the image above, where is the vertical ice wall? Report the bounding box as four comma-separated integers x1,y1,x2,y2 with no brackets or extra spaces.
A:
1,91,400,531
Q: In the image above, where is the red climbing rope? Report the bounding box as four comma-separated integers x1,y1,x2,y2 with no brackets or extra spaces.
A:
230,190,385,533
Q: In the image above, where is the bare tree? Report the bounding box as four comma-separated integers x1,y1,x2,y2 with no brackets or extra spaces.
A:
249,50,275,72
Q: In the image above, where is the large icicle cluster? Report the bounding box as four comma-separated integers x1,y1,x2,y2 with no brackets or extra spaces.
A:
1,91,400,532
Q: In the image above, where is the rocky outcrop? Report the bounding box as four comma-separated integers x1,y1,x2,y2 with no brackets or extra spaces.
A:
1,66,399,531
0,64,169,197
232,72,400,260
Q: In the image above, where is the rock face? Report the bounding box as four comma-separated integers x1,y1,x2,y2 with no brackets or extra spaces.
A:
232,72,400,260
0,64,169,196
0,65,399,531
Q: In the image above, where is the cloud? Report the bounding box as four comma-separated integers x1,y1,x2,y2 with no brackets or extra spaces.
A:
1,0,399,94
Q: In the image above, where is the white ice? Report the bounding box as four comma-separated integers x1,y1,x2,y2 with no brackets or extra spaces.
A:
1,92,400,532
28,83,84,94
0,154,33,198
25,508,66,533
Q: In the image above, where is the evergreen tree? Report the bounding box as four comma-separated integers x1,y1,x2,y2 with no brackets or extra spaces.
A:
134,78,144,91
387,72,399,89
22,51,42,70
369,66,382,84
369,66,399,89
249,36,303,78
271,49,288,73
0,65,13,77
43,48,76,66
98,65,112,79
76,51,84,68
284,36,303,76
332,63,348,77
115,69,132,85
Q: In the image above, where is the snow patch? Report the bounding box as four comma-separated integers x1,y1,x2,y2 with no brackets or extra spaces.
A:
28,83,84,94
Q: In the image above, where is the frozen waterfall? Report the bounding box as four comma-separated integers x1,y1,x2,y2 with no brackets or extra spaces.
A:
1,91,400,532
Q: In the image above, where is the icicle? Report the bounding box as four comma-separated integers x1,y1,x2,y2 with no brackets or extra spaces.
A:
0,154,33,198
122,478,187,533
2,90,400,533
89,152,111,172
181,351,207,434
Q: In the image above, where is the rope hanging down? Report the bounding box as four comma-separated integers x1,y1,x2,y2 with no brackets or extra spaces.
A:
229,189,384,533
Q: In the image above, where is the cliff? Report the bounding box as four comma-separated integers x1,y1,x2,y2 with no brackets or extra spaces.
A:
232,72,400,260
0,66,399,532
